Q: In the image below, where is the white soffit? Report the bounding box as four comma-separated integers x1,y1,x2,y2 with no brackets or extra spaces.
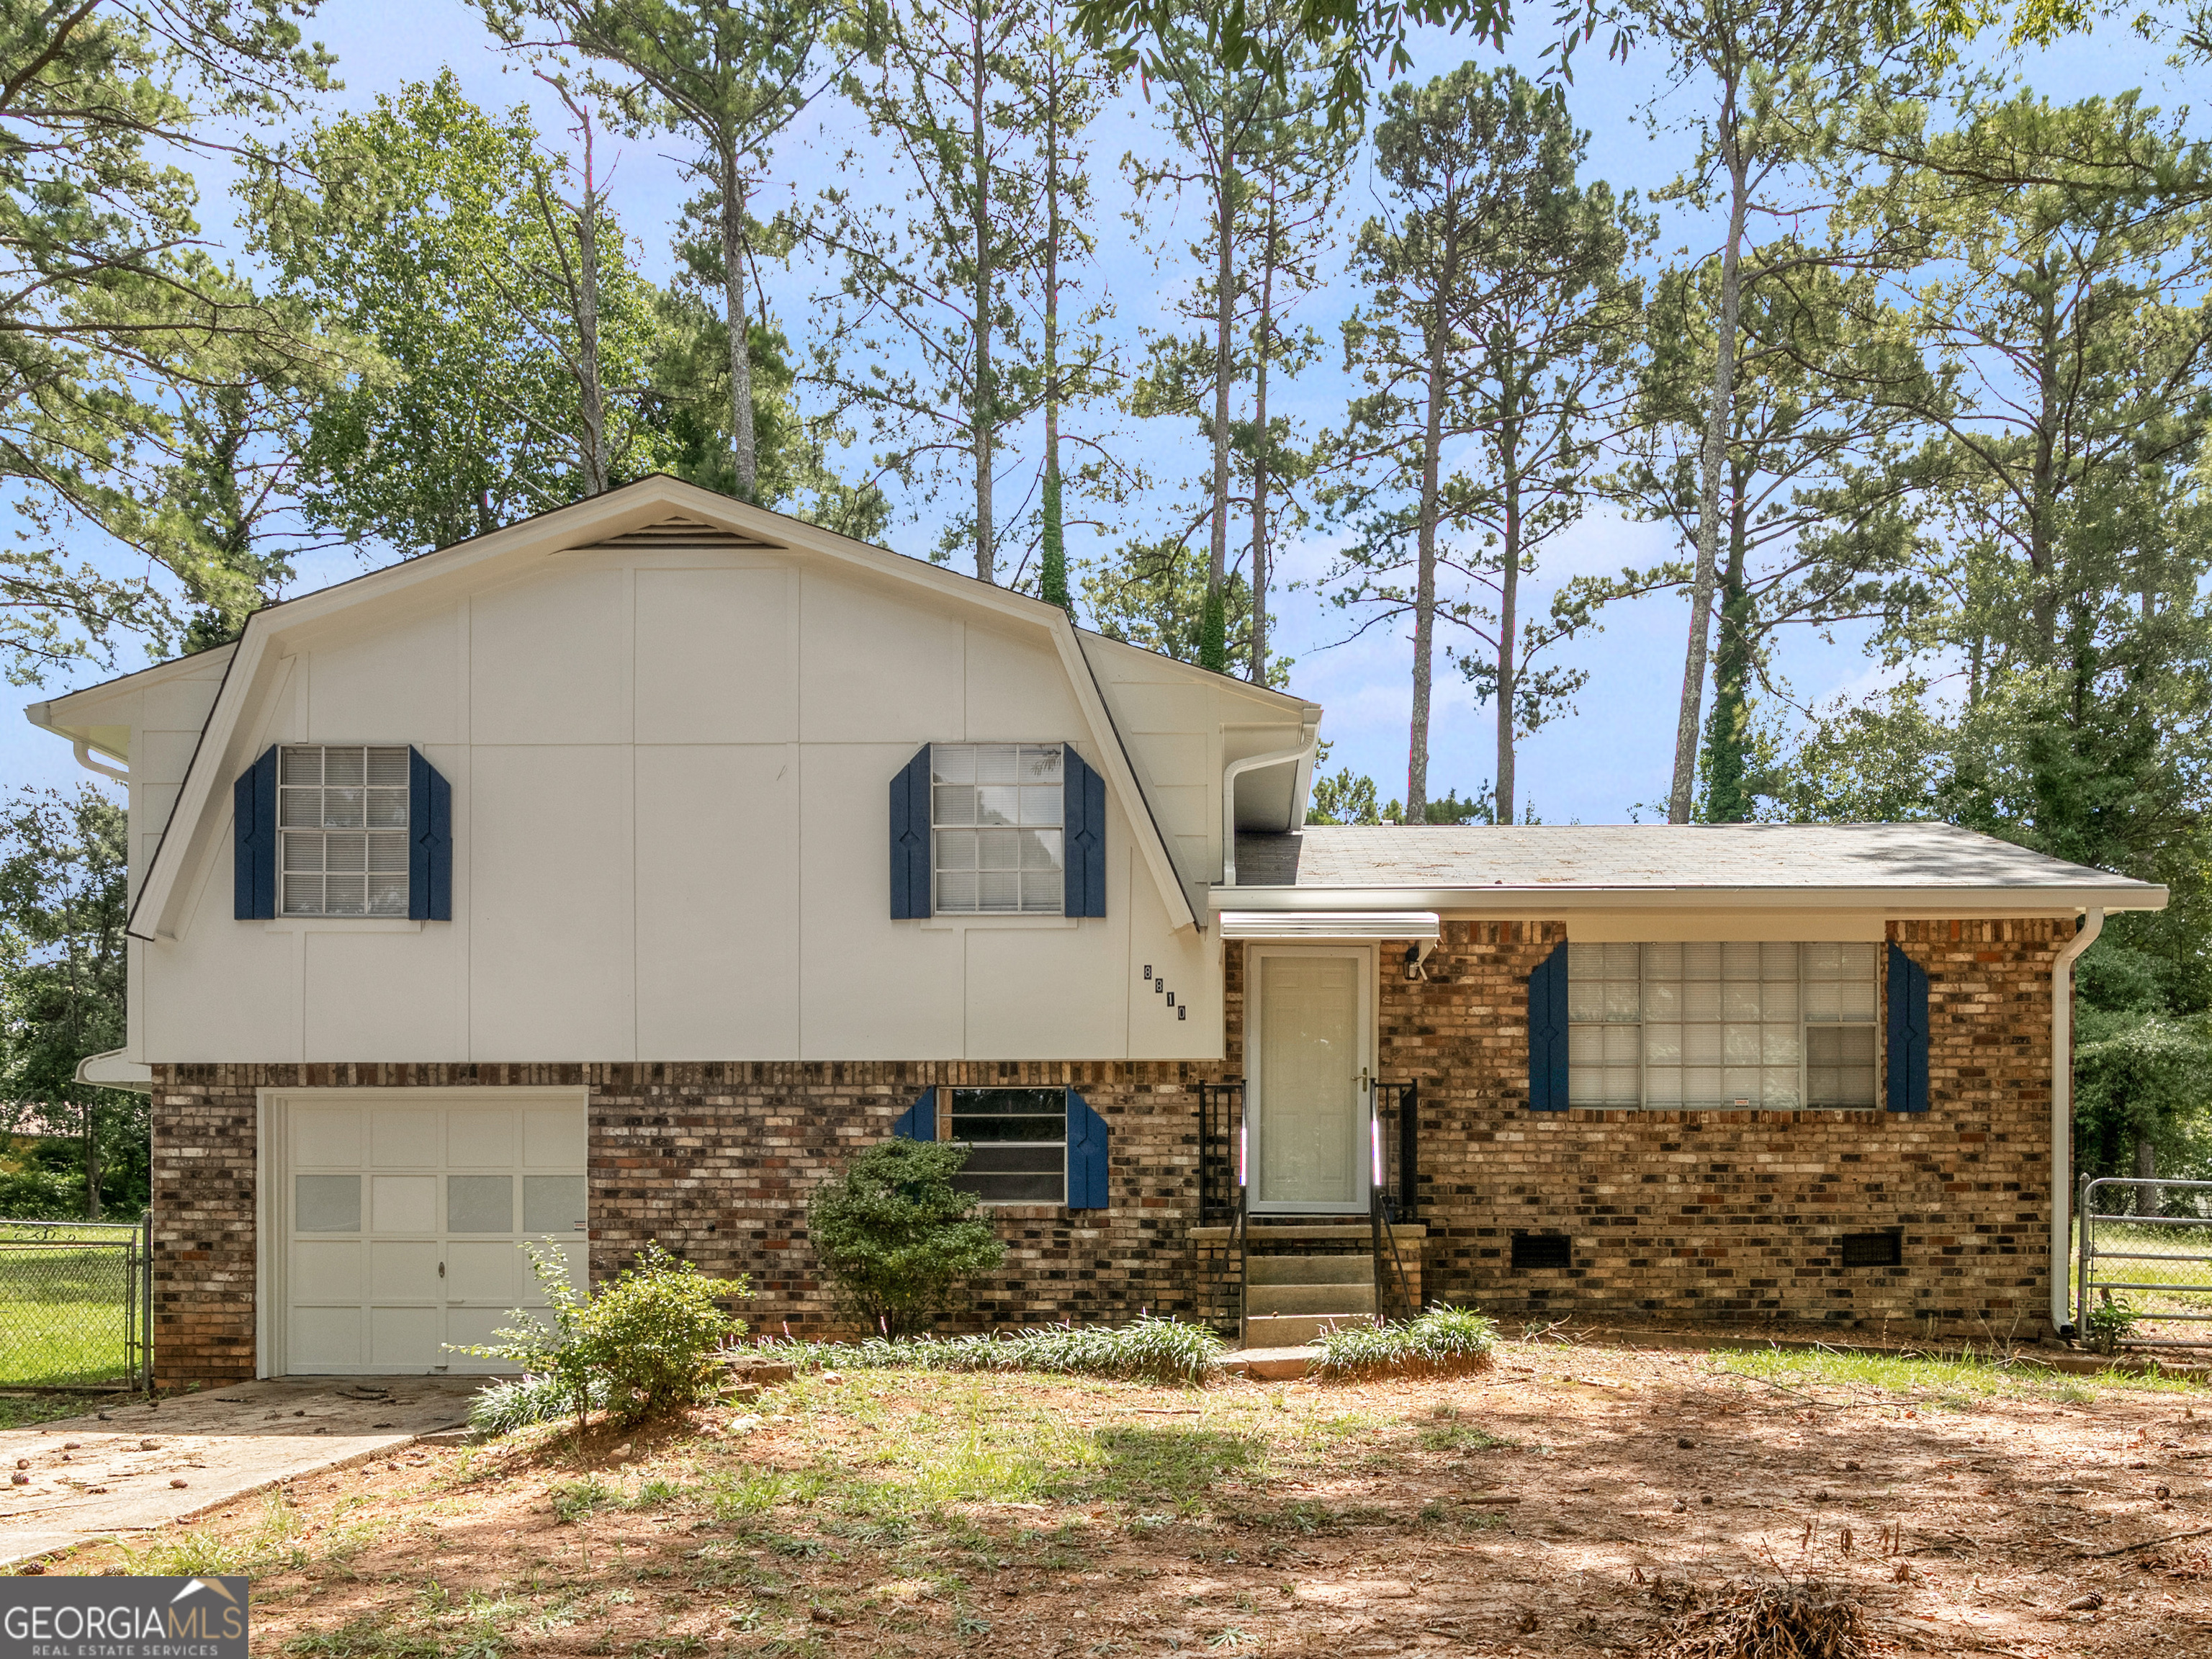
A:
1219,910,1442,942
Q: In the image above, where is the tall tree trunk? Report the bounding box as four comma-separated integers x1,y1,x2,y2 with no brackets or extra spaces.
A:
1039,62,1068,613
1202,158,1236,673
1494,414,1521,826
970,12,996,584
1408,268,1454,824
1701,461,1755,822
1249,196,1276,687
719,143,757,498
573,119,609,496
82,1101,100,1221
1668,102,1748,824
2028,276,2061,656
2136,1134,2160,1218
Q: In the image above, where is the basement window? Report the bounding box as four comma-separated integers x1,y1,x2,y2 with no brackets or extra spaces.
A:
1839,1230,1903,1268
948,1087,1066,1204
1511,1233,1573,1272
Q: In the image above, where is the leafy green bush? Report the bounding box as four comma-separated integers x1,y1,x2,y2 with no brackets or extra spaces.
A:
756,1313,1228,1385
2085,1292,2141,1356
805,1138,1005,1336
1312,1305,1500,1379
454,1240,749,1430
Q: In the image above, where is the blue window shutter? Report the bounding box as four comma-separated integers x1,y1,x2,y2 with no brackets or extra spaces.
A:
1887,943,1930,1112
891,1087,937,1141
1527,942,1569,1111
234,746,277,919
890,745,933,919
408,748,453,922
1066,1089,1110,1209
1063,747,1107,917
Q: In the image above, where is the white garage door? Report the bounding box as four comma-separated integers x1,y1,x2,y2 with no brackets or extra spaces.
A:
276,1092,588,1375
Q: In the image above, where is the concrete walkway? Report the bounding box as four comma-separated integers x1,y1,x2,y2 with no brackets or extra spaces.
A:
0,1377,478,1567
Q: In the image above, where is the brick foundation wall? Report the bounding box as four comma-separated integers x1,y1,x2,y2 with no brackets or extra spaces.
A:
147,915,2071,1385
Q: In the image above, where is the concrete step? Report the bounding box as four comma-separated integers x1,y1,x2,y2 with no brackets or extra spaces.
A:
1248,1254,1371,1285
1246,1282,1377,1316
1243,1312,1375,1347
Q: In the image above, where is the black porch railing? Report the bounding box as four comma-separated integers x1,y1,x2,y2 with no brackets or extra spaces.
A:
1197,1077,1420,1223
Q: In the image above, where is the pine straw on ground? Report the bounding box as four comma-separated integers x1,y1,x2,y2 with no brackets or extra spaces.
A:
22,1336,2212,1657
1652,1579,1866,1659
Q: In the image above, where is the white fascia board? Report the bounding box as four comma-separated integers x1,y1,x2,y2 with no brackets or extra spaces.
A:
24,641,241,760
1220,909,1442,941
1208,883,2169,917
126,475,1202,939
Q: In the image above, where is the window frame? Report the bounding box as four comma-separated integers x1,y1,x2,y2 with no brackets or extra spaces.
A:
1565,941,1883,1112
927,742,1068,917
276,744,413,919
944,1086,1068,1206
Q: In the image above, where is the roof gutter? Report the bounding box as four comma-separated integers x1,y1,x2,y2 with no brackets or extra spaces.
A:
1221,729,1318,888
2050,908,2104,1340
1208,883,2166,916
71,737,128,784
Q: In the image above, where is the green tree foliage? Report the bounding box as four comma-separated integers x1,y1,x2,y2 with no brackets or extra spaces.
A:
805,1138,1006,1337
0,0,337,682
1328,63,1645,823
0,786,142,1220
246,73,671,554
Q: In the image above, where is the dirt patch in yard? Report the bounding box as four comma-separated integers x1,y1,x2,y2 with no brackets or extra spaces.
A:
22,1339,2212,1656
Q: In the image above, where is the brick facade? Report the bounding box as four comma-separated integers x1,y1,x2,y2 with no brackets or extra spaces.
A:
148,916,2072,1386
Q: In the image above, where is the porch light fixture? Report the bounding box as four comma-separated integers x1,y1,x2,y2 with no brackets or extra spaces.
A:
1403,944,1424,981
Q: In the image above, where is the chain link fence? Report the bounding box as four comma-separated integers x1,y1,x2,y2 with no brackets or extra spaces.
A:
0,1215,151,1390
2078,1177,2212,1349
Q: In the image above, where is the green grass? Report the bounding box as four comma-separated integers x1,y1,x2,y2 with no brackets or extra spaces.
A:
1310,1305,1500,1379
758,1315,1227,1387
1706,1342,2210,1407
0,1238,135,1387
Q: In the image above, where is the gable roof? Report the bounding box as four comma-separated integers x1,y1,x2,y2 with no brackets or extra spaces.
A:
1226,823,2165,916
55,476,1299,941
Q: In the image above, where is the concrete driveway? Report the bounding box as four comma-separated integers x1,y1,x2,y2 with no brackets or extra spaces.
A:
0,1377,479,1567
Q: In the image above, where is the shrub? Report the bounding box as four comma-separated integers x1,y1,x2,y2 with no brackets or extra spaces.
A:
454,1240,749,1430
1312,1305,1500,1379
467,1370,613,1437
805,1138,1005,1336
2085,1291,2140,1357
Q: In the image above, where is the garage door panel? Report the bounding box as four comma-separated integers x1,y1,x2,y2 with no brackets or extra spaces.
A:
369,1239,441,1302
523,1108,585,1168
370,1305,442,1369
448,1110,514,1167
447,1241,519,1305
290,1306,363,1370
293,1107,361,1167
370,1109,439,1168
284,1094,585,1375
444,1306,519,1368
370,1174,437,1233
292,1240,362,1303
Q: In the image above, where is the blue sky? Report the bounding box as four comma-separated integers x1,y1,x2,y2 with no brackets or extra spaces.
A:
4,5,2198,822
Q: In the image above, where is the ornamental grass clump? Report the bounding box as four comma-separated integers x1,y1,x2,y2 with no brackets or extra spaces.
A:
1311,1304,1499,1379
753,1313,1226,1385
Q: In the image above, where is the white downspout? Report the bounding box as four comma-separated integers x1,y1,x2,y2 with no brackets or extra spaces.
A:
1220,729,1319,888
2050,907,2104,1339
72,738,129,783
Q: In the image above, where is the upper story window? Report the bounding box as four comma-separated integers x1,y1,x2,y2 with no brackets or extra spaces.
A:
1568,941,1879,1110
279,745,410,916
931,743,1064,914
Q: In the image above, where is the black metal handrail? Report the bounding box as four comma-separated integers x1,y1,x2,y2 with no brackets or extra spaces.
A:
1198,1079,1245,1226
1371,1079,1420,1223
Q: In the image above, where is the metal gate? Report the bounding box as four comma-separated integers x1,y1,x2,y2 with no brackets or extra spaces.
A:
0,1213,152,1390
2078,1177,2212,1349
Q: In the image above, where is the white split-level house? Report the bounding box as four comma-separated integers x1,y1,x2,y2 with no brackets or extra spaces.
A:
24,475,2166,1384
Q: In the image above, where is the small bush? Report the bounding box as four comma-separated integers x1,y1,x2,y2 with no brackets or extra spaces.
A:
752,1313,1228,1385
453,1240,748,1430
2085,1292,2141,1356
467,1370,613,1437
1312,1304,1499,1379
805,1139,1006,1336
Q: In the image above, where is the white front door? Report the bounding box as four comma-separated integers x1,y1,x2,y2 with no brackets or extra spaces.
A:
1248,946,1373,1214
275,1091,588,1375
